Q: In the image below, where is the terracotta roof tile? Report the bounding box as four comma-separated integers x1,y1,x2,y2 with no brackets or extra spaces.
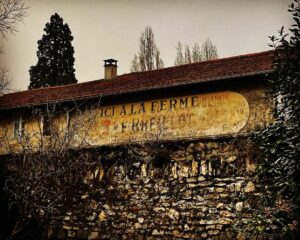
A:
0,50,274,110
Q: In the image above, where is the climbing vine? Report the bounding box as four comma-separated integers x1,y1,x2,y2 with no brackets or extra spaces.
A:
230,1,300,239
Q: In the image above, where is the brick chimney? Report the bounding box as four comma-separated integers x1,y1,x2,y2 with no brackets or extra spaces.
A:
104,59,118,80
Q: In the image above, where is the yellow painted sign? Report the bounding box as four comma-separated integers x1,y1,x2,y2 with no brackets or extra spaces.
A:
93,91,249,145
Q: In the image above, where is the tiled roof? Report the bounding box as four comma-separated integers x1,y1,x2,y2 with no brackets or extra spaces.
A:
0,50,274,110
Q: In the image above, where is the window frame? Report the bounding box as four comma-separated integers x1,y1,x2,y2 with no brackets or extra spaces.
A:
13,116,25,139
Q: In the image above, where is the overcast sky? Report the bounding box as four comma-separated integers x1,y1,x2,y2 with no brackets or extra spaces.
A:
0,0,293,91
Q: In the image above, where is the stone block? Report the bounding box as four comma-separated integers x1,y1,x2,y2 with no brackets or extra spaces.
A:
172,230,182,237
198,176,206,182
218,218,233,225
152,229,164,235
201,232,208,238
208,230,219,235
199,181,213,187
216,187,225,193
182,190,192,199
167,208,179,220
81,194,89,200
63,216,70,221
209,208,218,214
194,195,204,201
98,211,106,222
186,177,198,183
236,202,244,212
219,193,229,198
134,223,142,229
244,181,255,192
220,210,234,217
226,156,237,163
88,231,99,240
216,203,224,209
63,225,72,230
188,183,198,188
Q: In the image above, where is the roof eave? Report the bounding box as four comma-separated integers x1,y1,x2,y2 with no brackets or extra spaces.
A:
0,70,272,111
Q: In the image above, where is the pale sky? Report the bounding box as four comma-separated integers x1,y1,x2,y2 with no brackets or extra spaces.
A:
0,0,293,91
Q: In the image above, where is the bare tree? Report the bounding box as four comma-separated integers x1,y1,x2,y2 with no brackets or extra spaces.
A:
201,38,218,61
130,26,164,72
174,41,184,66
0,0,27,38
0,67,10,95
0,0,27,96
0,99,103,238
130,54,140,72
175,42,200,66
192,42,202,62
174,39,218,65
184,44,192,64
155,48,164,70
0,98,174,238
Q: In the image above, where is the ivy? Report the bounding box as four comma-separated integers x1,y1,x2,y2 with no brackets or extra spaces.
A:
230,1,300,239
254,0,300,238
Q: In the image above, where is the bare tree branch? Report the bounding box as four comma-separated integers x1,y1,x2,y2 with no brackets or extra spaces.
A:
174,39,218,65
201,38,218,61
174,41,184,66
130,26,164,72
0,0,27,38
0,66,11,95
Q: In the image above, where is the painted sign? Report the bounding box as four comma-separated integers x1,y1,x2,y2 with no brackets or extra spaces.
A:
92,91,250,145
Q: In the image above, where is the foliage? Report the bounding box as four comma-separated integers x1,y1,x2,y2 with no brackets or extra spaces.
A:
231,196,296,239
0,0,27,38
232,1,300,238
259,0,300,214
130,26,164,72
29,13,77,89
174,39,218,66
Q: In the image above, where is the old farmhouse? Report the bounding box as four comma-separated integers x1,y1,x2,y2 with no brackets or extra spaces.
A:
0,50,275,239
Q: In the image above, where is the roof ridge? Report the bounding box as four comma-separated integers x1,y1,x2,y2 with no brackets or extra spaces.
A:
2,50,274,98
119,49,274,77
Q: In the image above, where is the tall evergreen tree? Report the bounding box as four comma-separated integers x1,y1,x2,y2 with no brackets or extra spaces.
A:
29,13,77,89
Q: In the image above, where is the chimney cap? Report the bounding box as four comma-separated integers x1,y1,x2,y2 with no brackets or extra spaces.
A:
104,59,118,66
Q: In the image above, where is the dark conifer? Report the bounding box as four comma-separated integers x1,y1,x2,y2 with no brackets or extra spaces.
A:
29,13,77,89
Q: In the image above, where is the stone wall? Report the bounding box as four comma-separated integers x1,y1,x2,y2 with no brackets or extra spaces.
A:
50,137,258,239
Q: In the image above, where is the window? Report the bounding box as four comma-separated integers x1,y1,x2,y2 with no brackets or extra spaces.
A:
13,117,25,139
42,115,51,136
